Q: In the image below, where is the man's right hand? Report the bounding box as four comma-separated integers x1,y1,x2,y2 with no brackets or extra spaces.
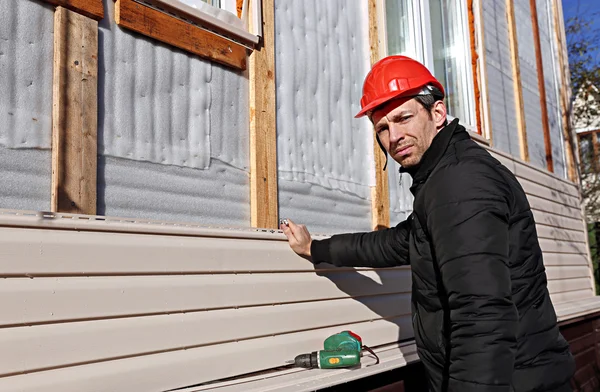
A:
280,219,313,261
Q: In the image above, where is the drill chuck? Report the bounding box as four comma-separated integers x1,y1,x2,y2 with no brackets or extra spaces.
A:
291,352,320,368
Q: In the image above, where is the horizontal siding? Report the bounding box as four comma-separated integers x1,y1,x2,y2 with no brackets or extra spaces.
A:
487,149,594,302
0,317,408,392
0,222,410,390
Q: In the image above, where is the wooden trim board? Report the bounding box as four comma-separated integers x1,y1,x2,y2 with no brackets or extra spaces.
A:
51,7,98,215
249,0,278,229
530,0,554,173
467,0,483,136
553,0,579,182
506,0,529,162
41,0,104,20
369,0,390,230
115,0,248,70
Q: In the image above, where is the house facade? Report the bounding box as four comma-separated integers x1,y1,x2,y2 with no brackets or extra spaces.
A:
0,0,598,390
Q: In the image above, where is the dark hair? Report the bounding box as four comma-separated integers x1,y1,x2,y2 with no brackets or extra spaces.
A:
414,86,448,126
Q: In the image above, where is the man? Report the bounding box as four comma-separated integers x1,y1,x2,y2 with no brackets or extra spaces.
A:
281,55,575,391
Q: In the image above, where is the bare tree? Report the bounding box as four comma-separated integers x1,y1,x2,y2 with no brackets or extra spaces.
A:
568,9,600,292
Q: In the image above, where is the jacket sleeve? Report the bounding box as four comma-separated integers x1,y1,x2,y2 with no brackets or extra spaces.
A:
310,217,412,268
424,161,518,392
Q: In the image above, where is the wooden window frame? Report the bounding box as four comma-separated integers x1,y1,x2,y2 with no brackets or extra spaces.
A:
41,0,104,20
115,0,263,71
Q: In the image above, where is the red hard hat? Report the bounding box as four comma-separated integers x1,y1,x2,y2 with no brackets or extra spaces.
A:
355,55,445,118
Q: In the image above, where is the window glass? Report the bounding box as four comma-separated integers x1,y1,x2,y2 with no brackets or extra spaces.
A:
384,0,475,126
429,0,473,125
385,0,417,59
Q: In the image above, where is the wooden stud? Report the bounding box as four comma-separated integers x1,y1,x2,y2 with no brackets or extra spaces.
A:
553,0,579,182
42,0,104,20
115,0,248,71
51,7,98,215
530,0,554,172
369,0,390,231
506,0,529,162
249,0,278,229
470,0,493,143
237,0,244,18
467,0,483,135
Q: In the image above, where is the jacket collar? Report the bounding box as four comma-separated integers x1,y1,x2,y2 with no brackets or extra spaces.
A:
399,118,469,184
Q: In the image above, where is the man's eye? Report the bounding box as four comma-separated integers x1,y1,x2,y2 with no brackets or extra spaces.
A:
377,127,388,134
399,116,411,123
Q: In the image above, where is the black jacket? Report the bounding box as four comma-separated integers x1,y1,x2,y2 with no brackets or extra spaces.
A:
311,120,575,391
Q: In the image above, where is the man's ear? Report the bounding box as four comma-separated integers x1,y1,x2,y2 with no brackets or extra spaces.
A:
432,100,447,129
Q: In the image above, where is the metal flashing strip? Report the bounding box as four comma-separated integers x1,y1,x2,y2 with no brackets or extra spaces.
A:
177,342,419,392
0,209,332,241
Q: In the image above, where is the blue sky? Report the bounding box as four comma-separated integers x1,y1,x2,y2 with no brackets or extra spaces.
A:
562,0,600,62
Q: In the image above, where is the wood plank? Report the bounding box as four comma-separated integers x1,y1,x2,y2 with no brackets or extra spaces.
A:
546,265,592,281
369,0,390,231
0,317,408,392
529,0,554,172
0,295,411,377
505,0,529,161
114,0,247,70
41,0,104,20
0,270,412,326
51,7,98,215
552,0,578,182
547,278,594,295
472,0,493,140
467,0,483,135
249,0,278,229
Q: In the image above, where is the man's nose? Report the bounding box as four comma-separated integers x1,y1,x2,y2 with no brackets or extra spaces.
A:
389,124,405,144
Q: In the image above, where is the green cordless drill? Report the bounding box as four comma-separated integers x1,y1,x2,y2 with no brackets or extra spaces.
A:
286,331,379,369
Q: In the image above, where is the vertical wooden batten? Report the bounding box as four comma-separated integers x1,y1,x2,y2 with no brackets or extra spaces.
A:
467,0,483,136
530,0,554,172
553,0,579,182
368,0,390,231
506,0,529,162
470,0,493,142
249,0,278,229
51,7,98,215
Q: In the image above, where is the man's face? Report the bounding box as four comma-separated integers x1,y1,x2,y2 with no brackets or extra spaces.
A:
371,97,447,169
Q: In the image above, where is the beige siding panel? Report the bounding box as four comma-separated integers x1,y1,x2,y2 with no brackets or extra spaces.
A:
543,253,591,267
0,294,410,376
0,317,409,392
0,227,326,275
0,270,411,326
546,265,592,280
536,225,586,243
550,288,595,305
532,210,585,231
538,238,588,255
519,177,581,207
489,148,579,197
547,278,593,295
527,195,583,220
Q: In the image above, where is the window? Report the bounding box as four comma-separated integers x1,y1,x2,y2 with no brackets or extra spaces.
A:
383,0,477,128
